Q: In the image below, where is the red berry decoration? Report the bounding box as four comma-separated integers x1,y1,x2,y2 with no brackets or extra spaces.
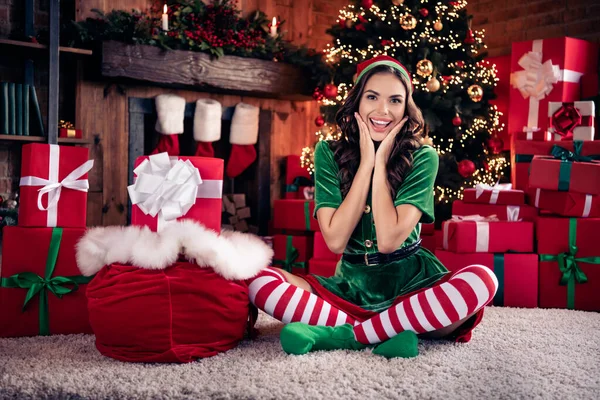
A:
315,115,325,127
488,137,504,154
455,60,465,68
441,75,453,83
323,84,338,99
361,0,373,9
419,8,429,17
312,88,324,101
452,114,462,126
458,159,476,178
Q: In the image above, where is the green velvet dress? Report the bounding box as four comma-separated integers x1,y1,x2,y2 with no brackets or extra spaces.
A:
310,140,449,313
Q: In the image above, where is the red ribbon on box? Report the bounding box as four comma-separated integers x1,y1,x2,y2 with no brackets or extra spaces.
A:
551,103,594,140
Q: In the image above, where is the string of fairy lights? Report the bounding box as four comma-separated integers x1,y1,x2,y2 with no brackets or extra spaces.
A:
301,0,508,204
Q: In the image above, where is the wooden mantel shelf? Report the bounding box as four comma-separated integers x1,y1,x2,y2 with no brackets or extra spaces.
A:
100,41,312,100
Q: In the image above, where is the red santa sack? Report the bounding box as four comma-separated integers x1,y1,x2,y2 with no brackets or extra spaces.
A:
76,220,273,363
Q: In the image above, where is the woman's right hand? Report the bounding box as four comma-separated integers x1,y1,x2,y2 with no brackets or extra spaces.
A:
355,112,375,170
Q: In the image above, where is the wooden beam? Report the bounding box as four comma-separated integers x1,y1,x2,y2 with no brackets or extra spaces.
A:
101,41,311,100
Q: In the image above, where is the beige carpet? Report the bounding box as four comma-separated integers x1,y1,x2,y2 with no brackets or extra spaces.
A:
1,307,599,400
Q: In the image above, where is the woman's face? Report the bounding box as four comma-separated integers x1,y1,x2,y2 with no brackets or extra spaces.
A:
357,72,407,142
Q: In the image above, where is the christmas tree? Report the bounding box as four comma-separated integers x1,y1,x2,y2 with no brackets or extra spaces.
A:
302,0,507,219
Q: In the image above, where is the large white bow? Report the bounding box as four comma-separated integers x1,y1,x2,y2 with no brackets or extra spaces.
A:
510,51,560,100
127,152,202,221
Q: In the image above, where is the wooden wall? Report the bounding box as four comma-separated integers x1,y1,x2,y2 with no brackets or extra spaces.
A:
75,0,335,226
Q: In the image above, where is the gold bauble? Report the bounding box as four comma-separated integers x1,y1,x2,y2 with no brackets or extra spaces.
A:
400,14,417,30
467,84,483,102
392,0,404,5
426,77,440,92
433,21,443,31
416,59,433,77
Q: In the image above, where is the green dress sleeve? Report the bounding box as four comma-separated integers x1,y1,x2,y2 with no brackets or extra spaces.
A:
393,145,438,224
313,140,343,217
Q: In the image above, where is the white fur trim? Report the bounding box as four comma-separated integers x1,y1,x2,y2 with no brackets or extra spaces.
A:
193,99,222,142
230,103,259,145
75,220,273,281
154,94,186,135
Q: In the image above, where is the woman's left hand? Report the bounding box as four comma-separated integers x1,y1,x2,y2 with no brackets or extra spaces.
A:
376,117,408,164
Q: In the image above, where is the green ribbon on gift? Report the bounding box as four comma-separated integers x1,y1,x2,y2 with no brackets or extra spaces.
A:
539,218,600,310
0,228,93,335
515,154,534,163
285,176,314,194
273,235,306,273
304,201,311,230
493,254,505,306
551,142,596,192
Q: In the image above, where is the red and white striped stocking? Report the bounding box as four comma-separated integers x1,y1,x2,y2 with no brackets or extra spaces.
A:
353,265,498,345
248,268,355,326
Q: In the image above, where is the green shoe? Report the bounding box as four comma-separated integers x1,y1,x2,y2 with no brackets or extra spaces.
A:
280,323,367,355
372,330,419,359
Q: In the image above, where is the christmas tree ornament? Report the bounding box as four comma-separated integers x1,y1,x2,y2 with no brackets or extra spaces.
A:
487,137,504,154
400,14,417,30
323,83,338,99
467,84,483,102
464,29,475,44
361,0,373,9
391,0,404,5
338,19,346,28
152,94,186,156
457,159,476,178
441,75,453,83
452,114,462,126
416,59,433,77
193,99,222,157
226,103,260,178
312,87,324,101
426,76,440,92
434,20,443,31
345,18,354,28
419,8,429,17
315,115,325,127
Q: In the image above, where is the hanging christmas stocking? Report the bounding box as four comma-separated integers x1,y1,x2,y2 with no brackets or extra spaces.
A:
151,94,186,156
193,98,222,157
226,103,259,178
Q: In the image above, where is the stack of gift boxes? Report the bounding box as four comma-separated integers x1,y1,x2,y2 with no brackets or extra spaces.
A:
435,185,539,308
509,36,599,312
0,144,95,337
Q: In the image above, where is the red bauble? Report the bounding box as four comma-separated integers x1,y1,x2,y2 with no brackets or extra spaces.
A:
419,8,429,17
312,88,324,101
323,84,338,99
452,115,462,126
361,0,373,9
315,116,325,127
339,19,346,28
488,137,504,154
464,29,475,44
458,159,476,178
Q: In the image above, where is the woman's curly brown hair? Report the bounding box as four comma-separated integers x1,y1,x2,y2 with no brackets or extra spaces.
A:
330,65,426,198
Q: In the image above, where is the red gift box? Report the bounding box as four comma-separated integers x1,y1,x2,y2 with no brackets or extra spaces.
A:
452,200,538,222
308,258,338,277
273,199,320,232
531,188,599,218
537,217,600,311
19,144,93,228
313,231,341,261
511,139,600,191
442,216,534,253
529,155,600,195
421,223,435,236
421,235,437,253
463,184,525,205
435,250,538,308
272,234,312,275
0,227,92,337
129,153,223,232
508,37,598,137
59,128,83,139
284,155,313,200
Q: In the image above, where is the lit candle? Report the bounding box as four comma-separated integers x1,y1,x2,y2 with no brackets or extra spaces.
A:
270,17,277,37
162,4,169,31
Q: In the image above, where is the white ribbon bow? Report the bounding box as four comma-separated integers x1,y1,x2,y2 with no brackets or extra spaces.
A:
510,50,561,100
127,152,204,222
474,182,513,204
19,144,94,227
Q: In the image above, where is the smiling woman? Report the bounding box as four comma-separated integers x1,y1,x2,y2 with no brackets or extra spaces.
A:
245,55,498,359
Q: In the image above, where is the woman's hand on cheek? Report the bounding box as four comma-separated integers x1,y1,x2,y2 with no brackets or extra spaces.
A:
376,117,408,164
355,112,375,170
